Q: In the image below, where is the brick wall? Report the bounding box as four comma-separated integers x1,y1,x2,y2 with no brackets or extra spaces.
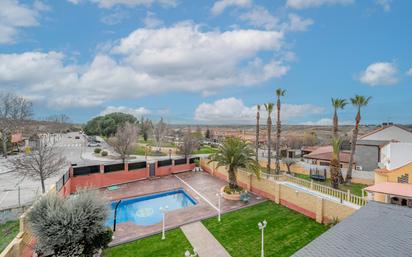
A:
201,159,357,224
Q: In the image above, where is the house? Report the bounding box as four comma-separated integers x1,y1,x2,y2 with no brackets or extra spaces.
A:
354,124,412,171
302,145,354,169
365,161,412,207
293,201,412,257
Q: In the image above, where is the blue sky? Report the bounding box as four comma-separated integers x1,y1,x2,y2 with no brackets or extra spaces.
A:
0,0,411,125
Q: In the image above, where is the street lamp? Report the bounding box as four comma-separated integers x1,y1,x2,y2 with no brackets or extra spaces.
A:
258,220,267,257
160,205,169,240
184,248,198,257
216,192,222,222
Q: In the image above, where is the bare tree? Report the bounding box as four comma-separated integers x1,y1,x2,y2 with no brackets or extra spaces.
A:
0,92,33,158
9,141,67,193
179,128,200,158
153,117,168,151
283,158,296,174
109,122,138,163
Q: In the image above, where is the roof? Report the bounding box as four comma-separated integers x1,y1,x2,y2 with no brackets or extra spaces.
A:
356,139,391,147
365,182,412,198
359,125,412,140
293,201,412,257
303,146,353,163
375,161,412,174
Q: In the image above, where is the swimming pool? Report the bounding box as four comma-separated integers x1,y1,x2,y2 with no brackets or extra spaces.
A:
107,189,197,226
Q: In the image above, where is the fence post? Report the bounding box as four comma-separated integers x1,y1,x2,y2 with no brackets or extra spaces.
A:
100,164,105,174
310,180,313,190
347,189,350,201
361,189,365,199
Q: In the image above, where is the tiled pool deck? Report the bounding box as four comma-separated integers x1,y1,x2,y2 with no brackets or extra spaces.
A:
101,171,265,246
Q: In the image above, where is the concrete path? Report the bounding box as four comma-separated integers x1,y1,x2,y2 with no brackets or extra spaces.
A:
181,222,231,257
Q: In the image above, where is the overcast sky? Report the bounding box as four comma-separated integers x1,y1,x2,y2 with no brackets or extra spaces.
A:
0,0,411,125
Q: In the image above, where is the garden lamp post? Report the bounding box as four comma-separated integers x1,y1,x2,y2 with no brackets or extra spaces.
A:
258,220,267,257
216,192,222,222
160,205,169,240
185,248,198,257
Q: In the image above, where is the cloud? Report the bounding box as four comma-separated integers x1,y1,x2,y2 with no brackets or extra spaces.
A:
0,0,48,44
143,12,164,28
240,7,313,32
376,0,391,12
194,97,324,124
100,106,151,117
101,9,130,25
211,0,252,16
0,23,289,108
407,68,412,76
359,62,398,86
68,0,178,8
301,118,353,126
286,0,354,9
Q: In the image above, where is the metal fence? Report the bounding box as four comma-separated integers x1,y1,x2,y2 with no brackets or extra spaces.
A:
56,169,71,192
128,161,146,171
158,159,172,167
73,165,100,176
104,163,124,173
189,157,200,164
174,158,187,165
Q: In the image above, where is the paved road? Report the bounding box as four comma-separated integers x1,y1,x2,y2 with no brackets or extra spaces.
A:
0,132,112,210
0,132,209,210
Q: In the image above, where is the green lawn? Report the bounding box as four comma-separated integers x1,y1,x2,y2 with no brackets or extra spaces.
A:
102,229,192,257
193,145,218,154
294,174,367,197
0,220,20,252
203,201,328,257
133,145,167,156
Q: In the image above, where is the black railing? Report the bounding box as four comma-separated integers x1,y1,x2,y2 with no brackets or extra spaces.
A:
174,158,187,165
104,163,125,173
158,159,172,167
189,157,200,164
128,161,147,171
73,165,100,176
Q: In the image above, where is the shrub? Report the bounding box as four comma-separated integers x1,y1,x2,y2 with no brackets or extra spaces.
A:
94,148,101,154
101,150,108,156
28,190,110,256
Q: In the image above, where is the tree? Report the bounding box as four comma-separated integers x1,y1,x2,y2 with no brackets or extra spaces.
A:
331,98,347,183
28,190,111,257
179,128,200,158
139,117,152,141
205,127,211,139
209,137,260,190
346,95,371,184
255,104,260,162
108,122,138,163
84,112,137,137
330,137,342,189
331,98,347,139
283,158,295,174
0,92,32,158
264,103,274,173
9,140,67,193
153,117,168,151
275,88,286,174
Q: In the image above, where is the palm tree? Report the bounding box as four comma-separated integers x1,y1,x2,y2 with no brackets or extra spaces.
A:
346,95,371,184
209,137,261,190
255,104,260,162
275,88,286,174
331,98,347,139
331,97,347,183
264,103,274,173
330,137,342,189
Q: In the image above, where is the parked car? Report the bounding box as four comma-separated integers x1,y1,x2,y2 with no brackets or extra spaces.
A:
75,136,80,139
88,142,101,147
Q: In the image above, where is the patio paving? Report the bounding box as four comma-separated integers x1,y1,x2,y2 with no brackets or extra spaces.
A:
101,171,264,246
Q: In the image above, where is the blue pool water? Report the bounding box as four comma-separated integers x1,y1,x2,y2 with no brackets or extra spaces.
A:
107,189,197,226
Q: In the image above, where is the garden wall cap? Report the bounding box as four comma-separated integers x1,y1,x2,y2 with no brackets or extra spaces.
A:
292,201,412,257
